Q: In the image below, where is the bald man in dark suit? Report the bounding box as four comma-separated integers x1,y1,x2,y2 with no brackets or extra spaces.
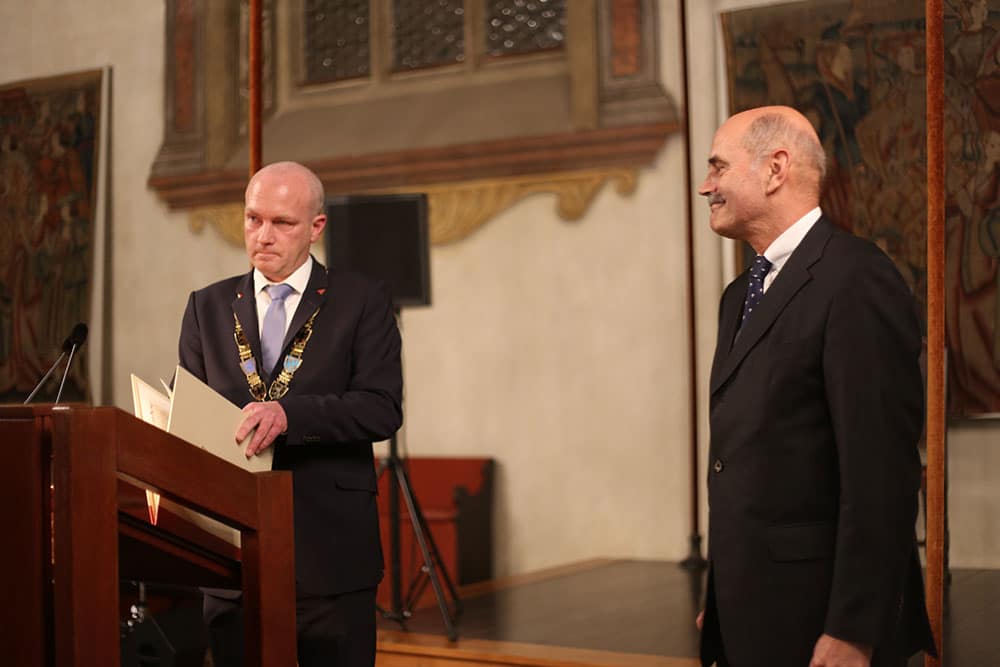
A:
179,161,402,667
696,107,935,667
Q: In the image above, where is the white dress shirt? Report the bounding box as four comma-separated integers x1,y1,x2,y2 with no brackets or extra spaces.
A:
761,207,822,293
252,256,313,339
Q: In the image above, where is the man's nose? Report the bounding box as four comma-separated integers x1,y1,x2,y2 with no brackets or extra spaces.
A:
257,221,274,242
698,176,713,197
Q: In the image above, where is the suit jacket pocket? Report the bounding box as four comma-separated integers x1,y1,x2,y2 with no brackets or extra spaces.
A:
335,470,377,493
767,521,835,562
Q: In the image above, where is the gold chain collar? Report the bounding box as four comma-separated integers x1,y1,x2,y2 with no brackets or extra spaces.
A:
233,307,320,401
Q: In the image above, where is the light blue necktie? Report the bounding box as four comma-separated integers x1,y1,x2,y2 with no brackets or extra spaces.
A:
261,283,295,376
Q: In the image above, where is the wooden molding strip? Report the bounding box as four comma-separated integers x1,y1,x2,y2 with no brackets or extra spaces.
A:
924,2,945,665
457,558,617,599
376,630,700,667
148,123,677,210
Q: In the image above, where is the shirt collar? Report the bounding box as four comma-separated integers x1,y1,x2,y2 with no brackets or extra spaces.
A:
253,255,313,298
762,207,822,272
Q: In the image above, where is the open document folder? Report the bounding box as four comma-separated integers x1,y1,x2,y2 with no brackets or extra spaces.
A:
130,365,273,545
131,365,271,473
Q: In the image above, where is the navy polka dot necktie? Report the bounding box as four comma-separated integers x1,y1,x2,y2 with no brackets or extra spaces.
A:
741,255,772,326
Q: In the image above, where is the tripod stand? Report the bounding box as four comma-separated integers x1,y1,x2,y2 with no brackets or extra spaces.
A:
377,431,462,641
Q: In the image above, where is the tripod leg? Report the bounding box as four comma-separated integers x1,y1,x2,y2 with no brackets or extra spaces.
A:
403,567,430,612
374,451,407,624
381,450,405,620
389,457,405,617
395,463,459,642
400,468,463,615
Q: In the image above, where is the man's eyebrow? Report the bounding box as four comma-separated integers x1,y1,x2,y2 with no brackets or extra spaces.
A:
708,155,727,168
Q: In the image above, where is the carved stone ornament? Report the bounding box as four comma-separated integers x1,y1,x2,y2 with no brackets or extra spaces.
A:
189,205,246,247
188,167,639,247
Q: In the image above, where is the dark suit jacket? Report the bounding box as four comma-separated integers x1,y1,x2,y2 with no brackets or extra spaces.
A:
178,259,402,596
700,218,935,667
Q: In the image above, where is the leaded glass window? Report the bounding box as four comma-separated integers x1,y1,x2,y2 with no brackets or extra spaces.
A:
485,0,566,58
303,0,371,84
392,0,466,71
298,0,570,88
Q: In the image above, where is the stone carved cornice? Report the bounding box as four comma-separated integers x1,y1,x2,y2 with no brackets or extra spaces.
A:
188,167,639,247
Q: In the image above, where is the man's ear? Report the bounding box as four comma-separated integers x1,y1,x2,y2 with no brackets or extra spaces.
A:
764,149,791,194
310,213,327,243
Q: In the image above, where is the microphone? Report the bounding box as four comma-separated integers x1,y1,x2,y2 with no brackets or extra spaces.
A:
23,323,89,404
55,323,88,404
62,322,89,352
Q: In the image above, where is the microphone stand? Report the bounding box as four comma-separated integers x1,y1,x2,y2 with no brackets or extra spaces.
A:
23,351,68,404
54,343,80,404
24,323,88,404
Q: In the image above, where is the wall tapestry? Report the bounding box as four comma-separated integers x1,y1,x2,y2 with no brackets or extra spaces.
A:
722,0,1000,416
0,69,103,403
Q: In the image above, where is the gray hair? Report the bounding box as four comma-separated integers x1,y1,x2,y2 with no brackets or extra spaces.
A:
742,112,827,188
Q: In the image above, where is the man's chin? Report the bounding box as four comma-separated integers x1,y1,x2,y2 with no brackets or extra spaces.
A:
709,217,737,239
251,257,282,279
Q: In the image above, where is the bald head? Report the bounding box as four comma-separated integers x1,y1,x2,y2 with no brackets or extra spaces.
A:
734,106,827,195
247,161,326,216
243,161,327,282
700,106,828,252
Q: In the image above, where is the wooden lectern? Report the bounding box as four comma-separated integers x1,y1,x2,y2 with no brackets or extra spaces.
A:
0,405,297,666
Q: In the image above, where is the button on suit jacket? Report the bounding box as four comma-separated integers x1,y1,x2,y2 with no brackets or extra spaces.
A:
178,260,402,595
700,218,935,667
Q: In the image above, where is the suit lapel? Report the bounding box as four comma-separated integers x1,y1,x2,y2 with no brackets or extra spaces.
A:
232,271,262,363
709,217,834,396
281,260,329,355
709,278,746,391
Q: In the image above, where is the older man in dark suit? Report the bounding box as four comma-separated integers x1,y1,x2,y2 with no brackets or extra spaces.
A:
696,106,935,667
178,161,402,667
